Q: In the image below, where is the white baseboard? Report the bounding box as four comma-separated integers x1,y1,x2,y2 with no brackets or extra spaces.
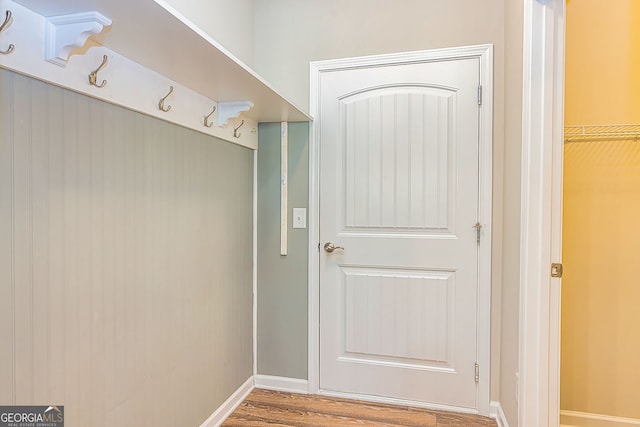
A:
254,375,309,394
200,376,254,427
561,410,640,427
319,389,477,415
201,377,513,426
490,401,509,427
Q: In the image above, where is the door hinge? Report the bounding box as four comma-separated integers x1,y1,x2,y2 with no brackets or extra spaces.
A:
477,85,483,106
473,222,482,244
474,362,480,383
551,263,563,278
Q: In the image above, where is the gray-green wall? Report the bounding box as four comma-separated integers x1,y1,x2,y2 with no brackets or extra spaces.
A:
0,68,254,426
257,122,309,379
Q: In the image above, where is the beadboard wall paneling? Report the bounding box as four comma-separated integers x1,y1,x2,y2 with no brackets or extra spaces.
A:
0,67,254,427
0,60,15,406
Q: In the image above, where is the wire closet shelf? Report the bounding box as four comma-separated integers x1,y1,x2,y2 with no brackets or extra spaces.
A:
564,124,640,143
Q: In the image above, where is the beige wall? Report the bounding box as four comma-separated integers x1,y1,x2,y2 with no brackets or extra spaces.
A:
562,0,640,419
252,2,523,424
254,0,505,111
0,68,254,426
499,0,524,423
164,0,255,67
161,2,525,421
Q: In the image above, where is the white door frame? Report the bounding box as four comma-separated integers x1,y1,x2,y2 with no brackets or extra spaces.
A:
519,0,565,426
308,44,494,415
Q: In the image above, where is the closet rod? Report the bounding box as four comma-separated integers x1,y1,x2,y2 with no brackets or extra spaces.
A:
565,124,640,143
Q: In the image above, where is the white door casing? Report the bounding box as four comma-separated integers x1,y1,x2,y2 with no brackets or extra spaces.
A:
309,45,493,415
519,1,565,426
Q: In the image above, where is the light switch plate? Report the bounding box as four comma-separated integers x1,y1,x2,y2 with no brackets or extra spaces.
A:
293,208,307,229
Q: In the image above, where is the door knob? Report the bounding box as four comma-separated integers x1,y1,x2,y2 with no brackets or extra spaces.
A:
324,242,344,253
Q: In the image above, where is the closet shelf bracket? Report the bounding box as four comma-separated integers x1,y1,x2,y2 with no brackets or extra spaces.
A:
217,101,254,127
45,11,112,67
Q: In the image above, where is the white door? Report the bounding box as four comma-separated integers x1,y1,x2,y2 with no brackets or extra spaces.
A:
318,52,485,410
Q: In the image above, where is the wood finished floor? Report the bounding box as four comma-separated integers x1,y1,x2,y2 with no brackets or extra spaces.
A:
222,389,497,426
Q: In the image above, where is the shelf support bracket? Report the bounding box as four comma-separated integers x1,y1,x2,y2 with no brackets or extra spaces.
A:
45,12,112,67
217,101,254,126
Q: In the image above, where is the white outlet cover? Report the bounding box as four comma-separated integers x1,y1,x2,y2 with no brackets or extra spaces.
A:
293,208,307,229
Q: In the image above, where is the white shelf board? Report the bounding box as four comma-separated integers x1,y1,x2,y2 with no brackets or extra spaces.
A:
11,0,311,123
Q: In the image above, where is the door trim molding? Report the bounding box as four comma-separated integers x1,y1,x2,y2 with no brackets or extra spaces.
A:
308,44,494,415
519,1,565,426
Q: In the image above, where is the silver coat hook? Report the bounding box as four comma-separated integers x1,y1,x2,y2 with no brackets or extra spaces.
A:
233,120,244,138
158,86,173,112
204,106,216,127
0,10,15,55
88,55,108,88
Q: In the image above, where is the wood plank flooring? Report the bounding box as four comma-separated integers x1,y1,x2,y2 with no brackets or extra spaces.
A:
222,389,497,426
